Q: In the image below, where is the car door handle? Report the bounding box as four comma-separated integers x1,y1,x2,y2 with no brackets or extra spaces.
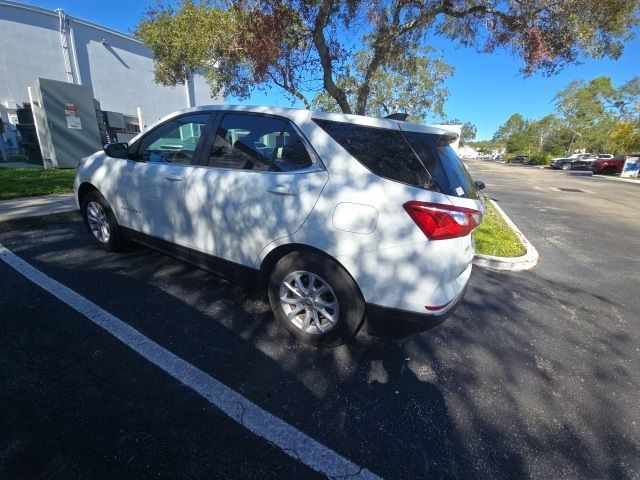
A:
164,175,183,182
267,185,296,196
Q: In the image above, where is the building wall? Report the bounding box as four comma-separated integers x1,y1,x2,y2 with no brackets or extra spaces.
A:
0,1,221,133
0,4,69,104
192,73,218,107
69,20,219,125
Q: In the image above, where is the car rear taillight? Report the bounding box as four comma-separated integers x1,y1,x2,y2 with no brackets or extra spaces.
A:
403,201,482,240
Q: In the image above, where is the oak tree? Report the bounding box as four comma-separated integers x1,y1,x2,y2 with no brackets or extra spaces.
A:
311,46,453,121
493,76,640,155
443,119,477,145
555,76,640,152
136,0,640,119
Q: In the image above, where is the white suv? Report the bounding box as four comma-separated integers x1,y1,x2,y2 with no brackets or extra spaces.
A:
74,106,484,346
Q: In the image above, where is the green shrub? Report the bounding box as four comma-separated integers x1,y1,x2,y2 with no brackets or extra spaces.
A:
525,151,552,165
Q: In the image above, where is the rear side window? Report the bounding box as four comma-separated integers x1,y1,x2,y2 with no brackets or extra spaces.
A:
314,119,478,198
403,132,479,199
313,119,439,191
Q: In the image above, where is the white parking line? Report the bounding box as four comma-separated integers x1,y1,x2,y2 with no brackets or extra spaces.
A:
0,242,381,480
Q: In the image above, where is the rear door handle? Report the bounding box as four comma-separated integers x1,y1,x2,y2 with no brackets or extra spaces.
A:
164,175,183,182
267,185,296,196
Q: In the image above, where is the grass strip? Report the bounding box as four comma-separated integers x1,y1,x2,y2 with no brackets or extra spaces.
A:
0,167,76,200
473,200,526,257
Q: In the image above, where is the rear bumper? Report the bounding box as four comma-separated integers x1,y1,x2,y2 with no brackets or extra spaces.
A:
591,164,620,174
365,282,468,336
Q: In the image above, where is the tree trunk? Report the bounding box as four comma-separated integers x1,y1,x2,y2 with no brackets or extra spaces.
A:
311,0,352,114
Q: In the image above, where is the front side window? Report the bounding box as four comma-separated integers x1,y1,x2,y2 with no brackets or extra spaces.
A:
136,113,210,164
206,113,313,172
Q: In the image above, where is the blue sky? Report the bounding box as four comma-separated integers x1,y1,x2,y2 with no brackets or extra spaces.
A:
19,0,640,140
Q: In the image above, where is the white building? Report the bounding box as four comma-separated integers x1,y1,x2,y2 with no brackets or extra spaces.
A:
457,145,481,158
0,0,221,161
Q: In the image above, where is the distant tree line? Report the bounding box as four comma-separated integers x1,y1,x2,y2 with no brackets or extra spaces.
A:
470,76,640,162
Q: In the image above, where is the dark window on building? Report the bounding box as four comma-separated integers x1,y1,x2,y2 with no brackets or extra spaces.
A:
136,113,210,164
206,113,313,172
313,119,439,191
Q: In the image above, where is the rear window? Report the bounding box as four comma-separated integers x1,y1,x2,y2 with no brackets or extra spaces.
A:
314,119,478,198
403,131,479,199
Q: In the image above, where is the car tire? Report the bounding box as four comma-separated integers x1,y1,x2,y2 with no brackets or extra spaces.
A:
81,190,128,252
561,163,572,170
267,251,365,347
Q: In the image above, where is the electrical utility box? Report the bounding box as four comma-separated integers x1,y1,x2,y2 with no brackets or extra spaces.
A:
29,78,102,168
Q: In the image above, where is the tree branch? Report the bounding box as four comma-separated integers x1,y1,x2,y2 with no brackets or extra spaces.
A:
355,1,446,115
442,5,510,21
355,0,515,115
311,0,352,113
267,70,311,109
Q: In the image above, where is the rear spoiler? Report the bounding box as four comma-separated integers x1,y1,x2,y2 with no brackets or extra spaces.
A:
384,113,409,121
387,118,460,146
438,132,459,146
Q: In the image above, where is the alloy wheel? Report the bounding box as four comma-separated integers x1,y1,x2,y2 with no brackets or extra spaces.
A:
86,201,111,243
279,271,339,335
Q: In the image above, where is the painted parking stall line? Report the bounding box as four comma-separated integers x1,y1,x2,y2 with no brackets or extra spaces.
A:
0,242,381,480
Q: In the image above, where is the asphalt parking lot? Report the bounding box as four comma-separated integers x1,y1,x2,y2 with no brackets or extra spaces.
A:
1,160,639,479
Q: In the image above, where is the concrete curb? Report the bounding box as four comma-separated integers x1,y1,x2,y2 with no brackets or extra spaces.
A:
590,174,640,185
0,193,77,222
473,199,539,272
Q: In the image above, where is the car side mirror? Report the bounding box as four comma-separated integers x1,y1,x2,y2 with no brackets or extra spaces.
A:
474,180,486,190
104,142,129,159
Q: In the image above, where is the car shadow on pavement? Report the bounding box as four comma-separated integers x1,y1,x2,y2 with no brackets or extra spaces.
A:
0,213,477,479
1,213,638,480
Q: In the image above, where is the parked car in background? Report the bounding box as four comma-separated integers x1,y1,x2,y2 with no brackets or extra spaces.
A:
591,156,627,175
74,105,485,347
550,153,595,170
507,155,528,163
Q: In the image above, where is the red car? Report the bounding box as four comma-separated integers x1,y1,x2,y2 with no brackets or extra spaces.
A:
591,156,626,175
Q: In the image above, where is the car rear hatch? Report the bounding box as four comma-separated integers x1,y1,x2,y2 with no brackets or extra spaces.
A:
398,124,485,271
313,117,484,277
399,125,483,208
